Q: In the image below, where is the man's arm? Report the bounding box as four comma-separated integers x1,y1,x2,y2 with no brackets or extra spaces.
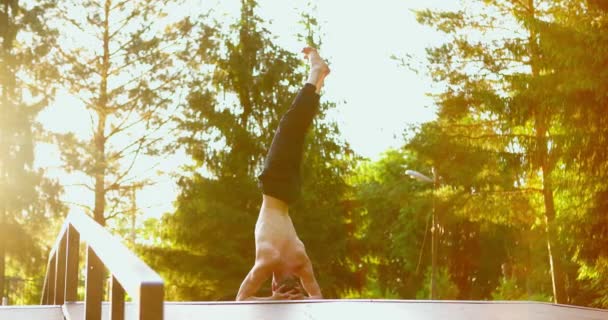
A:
241,295,277,301
296,258,323,299
241,287,305,301
237,263,305,301
236,262,273,301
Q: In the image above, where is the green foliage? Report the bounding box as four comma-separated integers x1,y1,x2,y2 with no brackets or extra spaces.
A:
403,0,608,306
491,275,551,302
577,257,608,308
340,269,401,299
491,278,526,300
416,267,460,300
346,149,430,298
0,0,65,304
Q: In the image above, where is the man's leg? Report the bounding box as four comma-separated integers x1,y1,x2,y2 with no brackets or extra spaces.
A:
258,47,330,205
258,83,320,205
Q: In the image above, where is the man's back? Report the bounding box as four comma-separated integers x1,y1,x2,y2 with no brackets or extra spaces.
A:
254,202,307,271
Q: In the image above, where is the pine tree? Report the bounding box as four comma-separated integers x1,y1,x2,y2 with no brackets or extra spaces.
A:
539,0,608,307
0,0,64,303
411,0,608,306
412,0,572,302
142,0,355,300
53,0,195,226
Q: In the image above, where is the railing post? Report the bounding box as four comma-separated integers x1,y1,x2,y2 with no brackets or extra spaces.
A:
139,283,163,320
65,224,80,302
111,276,125,320
48,256,56,305
41,274,48,305
54,234,67,305
85,246,103,320
43,213,165,320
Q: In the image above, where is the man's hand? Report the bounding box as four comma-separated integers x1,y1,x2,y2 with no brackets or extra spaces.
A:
296,256,323,299
236,258,274,301
272,285,307,300
239,285,306,301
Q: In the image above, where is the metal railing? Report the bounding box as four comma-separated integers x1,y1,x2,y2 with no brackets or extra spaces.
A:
41,212,163,320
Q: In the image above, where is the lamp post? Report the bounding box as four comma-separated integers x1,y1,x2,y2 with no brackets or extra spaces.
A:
405,168,438,300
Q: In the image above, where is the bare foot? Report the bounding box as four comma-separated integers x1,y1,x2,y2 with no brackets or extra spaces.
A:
302,47,330,75
302,47,330,93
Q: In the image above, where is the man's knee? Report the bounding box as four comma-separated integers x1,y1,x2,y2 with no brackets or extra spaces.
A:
258,172,300,205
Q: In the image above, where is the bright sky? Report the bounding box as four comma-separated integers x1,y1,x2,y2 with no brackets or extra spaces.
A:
36,0,460,222
259,0,458,156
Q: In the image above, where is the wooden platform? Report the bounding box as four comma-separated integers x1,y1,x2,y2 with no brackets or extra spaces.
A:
59,300,608,320
0,305,63,320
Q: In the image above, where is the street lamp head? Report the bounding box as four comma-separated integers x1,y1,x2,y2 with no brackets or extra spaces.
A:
405,169,434,183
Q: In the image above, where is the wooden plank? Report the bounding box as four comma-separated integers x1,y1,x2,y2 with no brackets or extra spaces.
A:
138,283,163,320
166,301,608,320
85,246,103,320
54,234,67,305
62,300,608,320
65,225,80,302
111,276,125,320
40,273,48,305
69,212,163,301
0,306,63,320
47,222,69,265
43,220,68,305
47,256,56,305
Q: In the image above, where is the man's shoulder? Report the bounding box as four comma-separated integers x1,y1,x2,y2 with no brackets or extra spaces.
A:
255,242,282,262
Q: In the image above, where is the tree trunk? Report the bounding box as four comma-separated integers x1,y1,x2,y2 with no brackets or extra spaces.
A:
0,210,5,302
537,118,565,303
93,0,112,226
1,1,8,299
527,0,566,304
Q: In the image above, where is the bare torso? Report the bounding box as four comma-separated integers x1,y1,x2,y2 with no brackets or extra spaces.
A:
254,207,307,274
235,195,322,301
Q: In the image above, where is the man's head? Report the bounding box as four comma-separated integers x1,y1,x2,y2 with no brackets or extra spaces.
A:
272,274,304,295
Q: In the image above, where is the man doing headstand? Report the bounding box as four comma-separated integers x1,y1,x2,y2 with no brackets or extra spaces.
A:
235,47,330,301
